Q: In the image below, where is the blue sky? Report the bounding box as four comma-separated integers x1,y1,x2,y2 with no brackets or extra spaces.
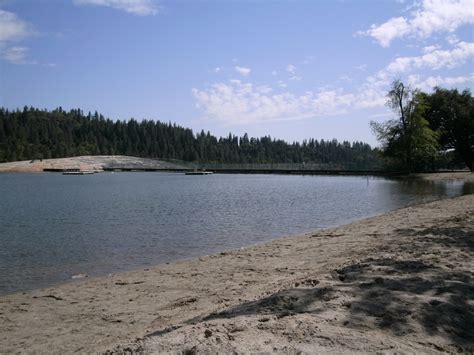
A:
0,0,473,145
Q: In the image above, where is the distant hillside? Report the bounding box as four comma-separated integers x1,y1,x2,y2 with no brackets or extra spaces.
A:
0,107,382,170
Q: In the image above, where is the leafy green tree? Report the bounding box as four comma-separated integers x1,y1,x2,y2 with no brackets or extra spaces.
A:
371,80,439,172
424,88,473,171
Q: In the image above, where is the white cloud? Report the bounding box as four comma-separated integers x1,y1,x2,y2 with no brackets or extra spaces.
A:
385,41,474,73
73,0,160,16
362,17,411,47
407,73,474,91
422,44,441,53
354,64,367,71
192,79,390,125
192,42,474,126
339,75,352,82
360,0,474,47
214,67,221,73
1,46,31,64
300,56,314,65
286,64,296,74
271,70,277,76
234,66,251,76
362,40,474,92
0,10,36,65
446,34,460,45
192,63,473,125
0,9,33,43
289,75,302,81
193,26,473,126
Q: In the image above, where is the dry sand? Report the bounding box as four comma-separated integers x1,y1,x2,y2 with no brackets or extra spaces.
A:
0,193,473,354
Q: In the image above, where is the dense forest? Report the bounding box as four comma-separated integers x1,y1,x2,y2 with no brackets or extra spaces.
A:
0,107,380,170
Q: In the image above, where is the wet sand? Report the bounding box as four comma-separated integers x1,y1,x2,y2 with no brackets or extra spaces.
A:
0,192,472,354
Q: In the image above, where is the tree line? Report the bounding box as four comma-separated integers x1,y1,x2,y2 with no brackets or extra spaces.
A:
371,82,473,172
0,107,380,170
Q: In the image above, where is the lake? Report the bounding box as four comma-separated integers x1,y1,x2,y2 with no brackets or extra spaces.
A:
0,172,472,295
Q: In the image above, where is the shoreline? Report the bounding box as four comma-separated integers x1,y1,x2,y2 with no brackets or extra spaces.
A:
1,156,472,180
1,194,473,353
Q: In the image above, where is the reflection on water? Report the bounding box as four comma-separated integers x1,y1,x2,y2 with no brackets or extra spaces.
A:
0,172,471,295
387,178,474,207
393,178,473,196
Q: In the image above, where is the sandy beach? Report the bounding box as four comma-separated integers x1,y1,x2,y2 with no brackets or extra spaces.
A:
0,188,472,354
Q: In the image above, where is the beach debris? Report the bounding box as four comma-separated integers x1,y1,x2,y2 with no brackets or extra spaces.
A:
101,316,123,323
42,295,63,301
115,281,144,286
204,329,212,338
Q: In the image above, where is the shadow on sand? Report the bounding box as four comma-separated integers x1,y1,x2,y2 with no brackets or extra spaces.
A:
198,219,474,351
140,214,473,353
338,258,473,345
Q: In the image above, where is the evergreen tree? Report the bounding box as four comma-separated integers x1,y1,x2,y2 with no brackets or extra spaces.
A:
0,106,381,170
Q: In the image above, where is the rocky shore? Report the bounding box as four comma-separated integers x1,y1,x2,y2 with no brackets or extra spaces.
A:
0,155,188,173
0,192,472,353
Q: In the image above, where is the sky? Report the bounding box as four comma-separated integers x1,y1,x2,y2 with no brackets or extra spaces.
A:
0,0,473,146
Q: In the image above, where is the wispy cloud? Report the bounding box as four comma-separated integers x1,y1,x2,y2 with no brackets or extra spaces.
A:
192,39,473,126
361,39,474,96
192,0,473,126
192,78,387,125
339,75,353,82
359,0,474,47
407,73,474,91
300,56,314,65
286,64,296,74
354,64,367,71
234,66,251,76
1,46,35,64
289,75,302,81
0,9,33,43
73,0,160,16
0,9,36,64
386,41,474,73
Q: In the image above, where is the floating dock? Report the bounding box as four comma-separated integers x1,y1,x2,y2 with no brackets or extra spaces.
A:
185,171,214,175
62,171,95,175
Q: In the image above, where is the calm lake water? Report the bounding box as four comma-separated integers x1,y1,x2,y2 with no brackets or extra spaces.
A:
0,172,472,295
